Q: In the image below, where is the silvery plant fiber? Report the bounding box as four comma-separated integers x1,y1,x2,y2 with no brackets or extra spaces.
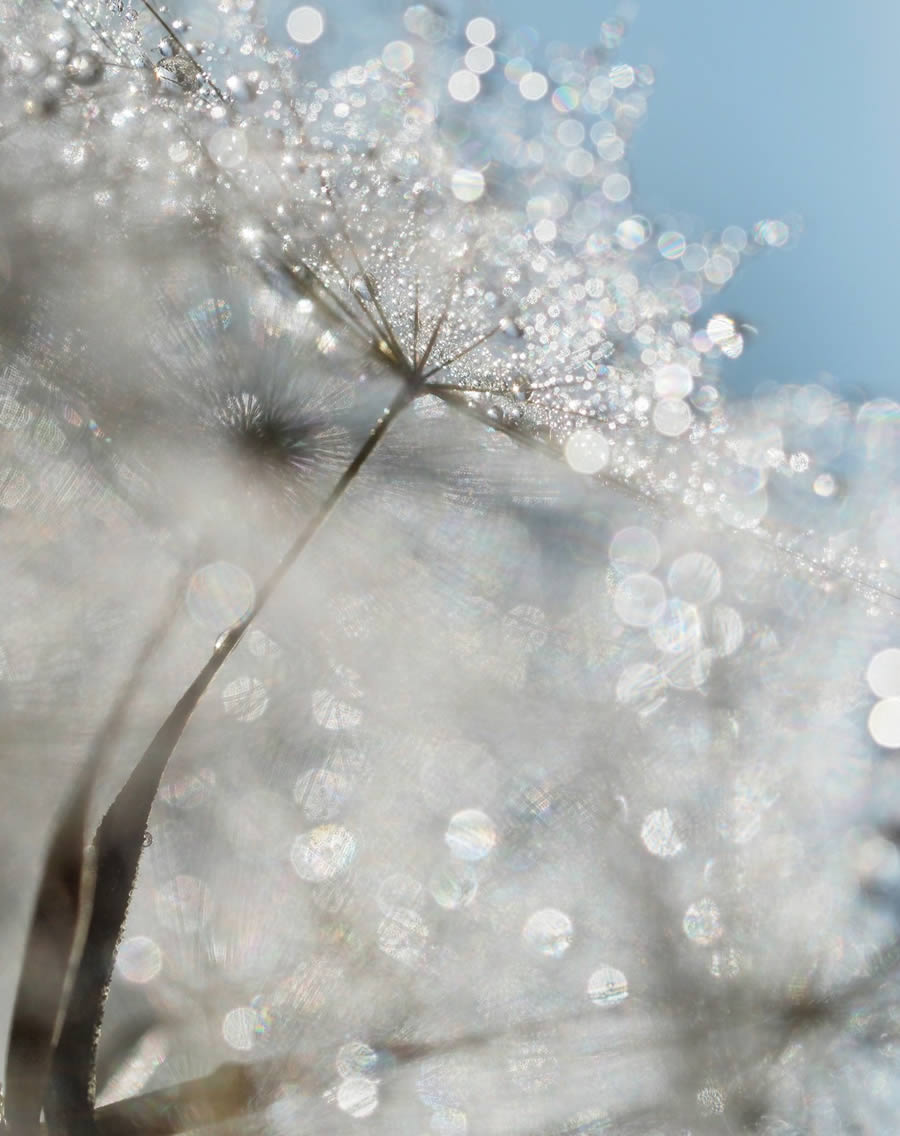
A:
1,3,899,1134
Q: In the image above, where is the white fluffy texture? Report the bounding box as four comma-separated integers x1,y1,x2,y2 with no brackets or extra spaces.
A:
1,4,899,1135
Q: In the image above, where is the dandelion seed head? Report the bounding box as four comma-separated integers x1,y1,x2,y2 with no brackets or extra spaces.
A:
4,6,900,1134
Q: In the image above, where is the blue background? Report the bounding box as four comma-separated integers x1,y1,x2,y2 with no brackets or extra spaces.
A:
298,0,900,401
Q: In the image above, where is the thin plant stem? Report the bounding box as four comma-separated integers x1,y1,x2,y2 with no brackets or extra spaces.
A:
45,382,415,1133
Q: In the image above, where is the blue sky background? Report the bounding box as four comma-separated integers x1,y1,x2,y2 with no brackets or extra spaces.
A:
283,0,900,401
514,0,900,403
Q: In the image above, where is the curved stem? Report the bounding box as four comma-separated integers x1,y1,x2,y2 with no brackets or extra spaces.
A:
46,383,414,1134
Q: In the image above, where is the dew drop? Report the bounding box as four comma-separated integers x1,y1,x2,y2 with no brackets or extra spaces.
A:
613,572,666,628
522,908,573,957
291,825,356,881
445,809,496,861
586,964,628,1006
683,898,723,945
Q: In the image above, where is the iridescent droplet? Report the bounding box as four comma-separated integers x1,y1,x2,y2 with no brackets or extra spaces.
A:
522,908,573,958
586,964,628,1006
683,898,723,945
445,809,496,861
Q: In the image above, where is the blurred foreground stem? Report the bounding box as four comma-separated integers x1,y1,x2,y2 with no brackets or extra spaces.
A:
45,382,416,1135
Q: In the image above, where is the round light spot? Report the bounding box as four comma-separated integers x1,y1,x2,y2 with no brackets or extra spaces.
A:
609,63,635,89
222,1006,258,1051
652,396,692,437
616,661,666,707
445,809,496,861
464,45,494,74
755,219,789,247
564,428,610,474
813,473,838,497
222,676,269,722
866,648,900,698
533,218,557,243
378,907,429,965
707,314,743,359
657,230,686,259
601,173,631,203
155,875,213,933
709,605,744,657
382,40,414,72
609,526,660,573
451,168,485,203
207,127,248,170
311,689,362,730
616,216,649,250
291,825,356,881
116,936,162,983
640,808,684,858
613,572,666,628
697,1086,726,1115
429,860,478,909
522,908,573,958
650,599,702,656
868,698,900,749
376,873,425,915
186,561,254,630
336,1040,378,1078
286,6,324,44
653,363,693,399
294,767,351,821
587,964,628,1006
448,69,480,102
337,1077,379,1118
519,71,549,100
683,898,723,945
465,16,496,45
667,552,721,605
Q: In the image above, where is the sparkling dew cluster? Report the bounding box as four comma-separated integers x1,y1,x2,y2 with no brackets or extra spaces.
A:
2,3,900,1135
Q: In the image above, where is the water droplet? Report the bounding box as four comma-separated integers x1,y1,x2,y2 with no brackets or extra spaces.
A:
221,676,269,722
377,907,429,965
868,698,900,749
613,573,666,628
66,50,103,86
640,808,684,858
653,363,693,399
652,396,692,437
445,809,496,861
586,964,628,1006
291,825,356,881
222,1006,259,1051
294,768,352,820
187,562,254,631
564,428,610,474
208,127,248,170
336,1040,378,1078
286,6,325,45
429,861,478,909
866,648,900,698
522,908,573,957
683,898,723,945
609,526,660,573
116,936,162,983
337,1077,379,1117
667,552,721,605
